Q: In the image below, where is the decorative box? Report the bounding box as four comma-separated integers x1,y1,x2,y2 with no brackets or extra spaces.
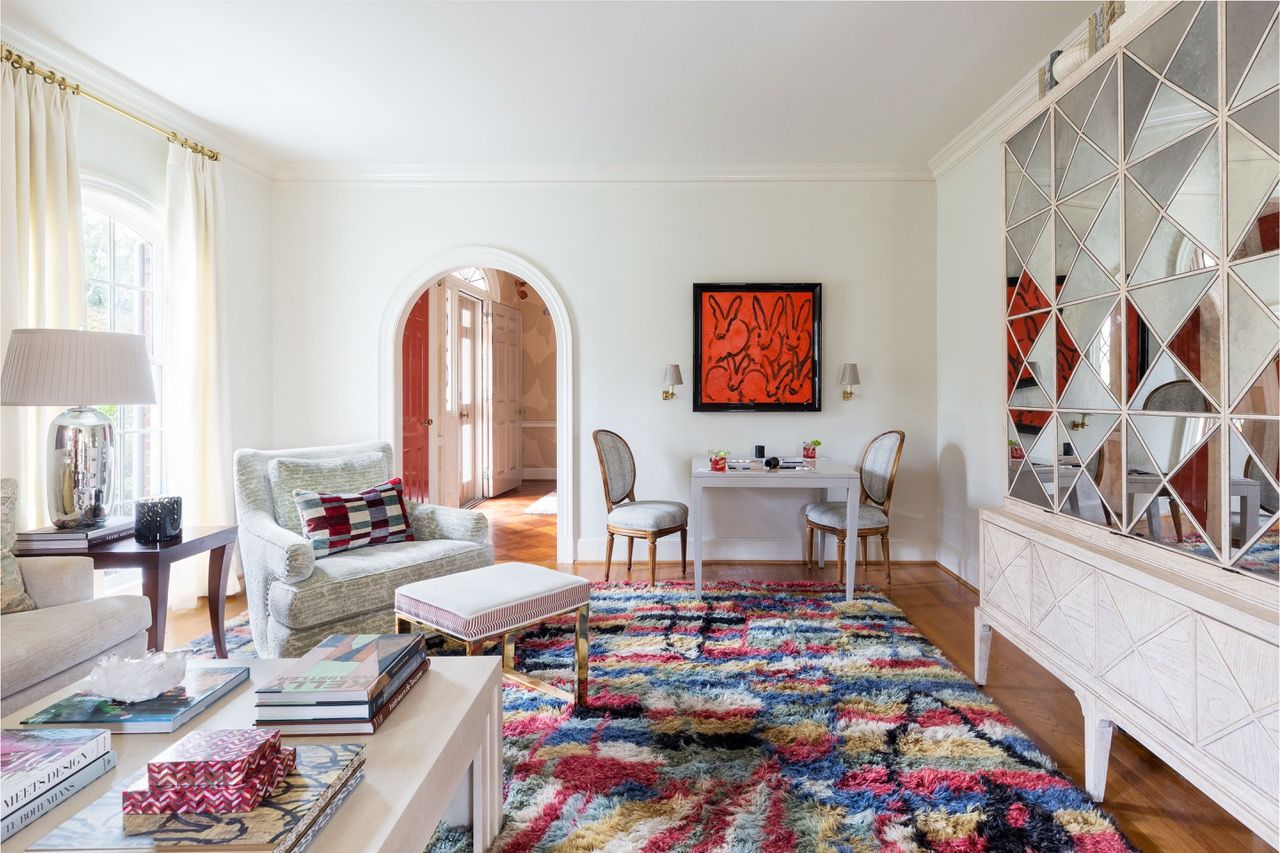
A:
123,746,296,815
145,729,281,789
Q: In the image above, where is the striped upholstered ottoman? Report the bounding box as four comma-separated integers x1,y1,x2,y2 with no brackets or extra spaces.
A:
394,562,590,705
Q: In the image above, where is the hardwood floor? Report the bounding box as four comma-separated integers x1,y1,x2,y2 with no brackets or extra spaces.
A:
165,484,1267,851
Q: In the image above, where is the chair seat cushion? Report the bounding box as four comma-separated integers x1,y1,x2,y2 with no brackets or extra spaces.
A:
804,502,889,531
607,500,688,531
269,538,492,629
395,562,589,641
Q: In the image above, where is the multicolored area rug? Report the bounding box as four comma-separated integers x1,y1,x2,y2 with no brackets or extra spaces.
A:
191,582,1132,852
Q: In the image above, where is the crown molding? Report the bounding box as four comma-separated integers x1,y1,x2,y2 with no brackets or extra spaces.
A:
272,161,935,185
0,22,276,180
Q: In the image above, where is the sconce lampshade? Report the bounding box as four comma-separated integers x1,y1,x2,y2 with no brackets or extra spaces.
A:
662,364,684,387
1,329,156,406
839,363,860,387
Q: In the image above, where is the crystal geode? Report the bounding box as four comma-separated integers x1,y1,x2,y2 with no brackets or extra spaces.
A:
81,650,190,703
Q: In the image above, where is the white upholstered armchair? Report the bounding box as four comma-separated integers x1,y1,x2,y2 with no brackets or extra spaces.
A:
233,442,493,658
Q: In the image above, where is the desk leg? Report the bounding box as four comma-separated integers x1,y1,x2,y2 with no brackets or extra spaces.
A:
692,480,704,596
845,485,856,601
141,559,170,652
472,678,502,850
207,544,233,659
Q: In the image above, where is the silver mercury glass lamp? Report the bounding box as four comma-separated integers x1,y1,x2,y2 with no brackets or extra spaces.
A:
1,329,156,528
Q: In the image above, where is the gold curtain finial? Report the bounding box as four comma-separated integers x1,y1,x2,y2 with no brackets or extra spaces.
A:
1,44,219,162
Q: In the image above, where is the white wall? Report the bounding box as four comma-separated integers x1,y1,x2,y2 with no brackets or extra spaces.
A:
934,142,1005,585
272,179,939,562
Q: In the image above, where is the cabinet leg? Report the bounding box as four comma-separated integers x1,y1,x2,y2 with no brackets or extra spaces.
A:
974,614,992,686
1078,692,1115,801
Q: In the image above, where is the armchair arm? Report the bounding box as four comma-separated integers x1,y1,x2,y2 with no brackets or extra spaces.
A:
237,509,316,583
407,502,489,544
18,555,94,609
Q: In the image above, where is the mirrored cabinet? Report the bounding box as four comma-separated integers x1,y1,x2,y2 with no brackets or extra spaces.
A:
1004,0,1278,580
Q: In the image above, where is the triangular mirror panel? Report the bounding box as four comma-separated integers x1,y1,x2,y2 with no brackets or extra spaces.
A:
1166,129,1222,258
1228,276,1280,404
1167,286,1223,405
1005,148,1024,216
1026,312,1056,399
1233,18,1279,109
1006,236,1022,282
1009,209,1050,266
1234,518,1279,575
1027,218,1053,300
1054,109,1081,196
1128,125,1213,208
1061,357,1120,410
1124,178,1162,277
1026,120,1052,201
1010,172,1051,225
1231,179,1279,263
1008,311,1049,362
1132,350,1215,412
1059,58,1111,130
1083,179,1122,276
1058,411,1119,464
1226,124,1279,258
1168,426,1223,554
1127,298,1160,398
1233,354,1279,415
1127,486,1164,534
1129,269,1216,342
1130,85,1215,162
1131,413,1216,473
1232,253,1280,316
1010,461,1053,509
1008,413,1027,459
1091,421,1126,517
1061,247,1118,303
1082,61,1120,163
1231,90,1279,155
1226,1,1279,105
1128,2,1199,78
1061,295,1118,351
1062,463,1117,528
1009,270,1051,316
1010,364,1053,408
1060,179,1113,241
1231,417,1280,494
1127,421,1161,475
1055,215,1080,285
1126,423,1164,528
1165,0,1219,109
1057,445,1083,510
1008,111,1047,168
1131,215,1215,286
1123,54,1162,159
1057,321,1081,401
1060,138,1115,200
1007,325,1022,397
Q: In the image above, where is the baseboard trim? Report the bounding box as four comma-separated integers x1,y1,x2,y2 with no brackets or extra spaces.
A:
521,468,556,480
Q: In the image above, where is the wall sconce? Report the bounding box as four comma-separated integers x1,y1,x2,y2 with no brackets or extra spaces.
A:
662,364,683,400
839,363,860,400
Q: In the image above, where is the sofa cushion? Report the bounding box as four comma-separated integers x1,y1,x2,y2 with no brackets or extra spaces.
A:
0,595,152,696
293,478,414,558
267,451,390,536
269,538,493,630
1,478,34,614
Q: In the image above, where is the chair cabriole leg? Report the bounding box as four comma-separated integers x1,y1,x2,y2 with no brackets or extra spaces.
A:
881,533,891,584
647,533,657,586
604,532,615,583
680,527,688,577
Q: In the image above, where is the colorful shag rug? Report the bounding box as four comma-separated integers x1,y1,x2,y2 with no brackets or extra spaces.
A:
190,583,1132,852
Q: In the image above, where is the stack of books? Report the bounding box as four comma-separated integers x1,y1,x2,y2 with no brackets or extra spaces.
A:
122,729,296,815
255,634,429,735
1,728,116,841
14,518,134,552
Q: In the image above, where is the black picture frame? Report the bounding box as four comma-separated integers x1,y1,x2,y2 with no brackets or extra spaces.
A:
692,282,822,412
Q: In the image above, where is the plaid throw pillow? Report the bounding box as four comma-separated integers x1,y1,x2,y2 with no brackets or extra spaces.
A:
292,478,415,558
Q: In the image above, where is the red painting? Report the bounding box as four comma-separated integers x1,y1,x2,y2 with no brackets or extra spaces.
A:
693,284,821,411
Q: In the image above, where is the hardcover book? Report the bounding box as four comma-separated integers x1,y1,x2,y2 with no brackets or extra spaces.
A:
255,652,428,721
256,659,429,735
21,668,249,734
145,729,280,789
28,743,364,852
1,751,116,842
1,729,111,813
123,748,296,815
256,634,425,703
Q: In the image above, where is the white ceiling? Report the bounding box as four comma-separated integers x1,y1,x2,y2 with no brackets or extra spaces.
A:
2,1,1091,168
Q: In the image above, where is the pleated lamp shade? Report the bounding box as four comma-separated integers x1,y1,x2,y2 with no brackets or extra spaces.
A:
662,364,683,386
1,329,156,406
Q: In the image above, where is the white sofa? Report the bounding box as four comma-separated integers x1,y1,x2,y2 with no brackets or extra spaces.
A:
1,479,151,716
233,441,494,658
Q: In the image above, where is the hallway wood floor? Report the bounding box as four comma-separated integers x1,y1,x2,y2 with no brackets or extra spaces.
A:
166,483,1267,851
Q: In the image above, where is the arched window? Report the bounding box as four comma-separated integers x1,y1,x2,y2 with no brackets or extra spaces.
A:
452,267,490,290
81,183,164,515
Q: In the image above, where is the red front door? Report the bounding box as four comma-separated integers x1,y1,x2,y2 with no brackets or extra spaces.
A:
402,290,431,503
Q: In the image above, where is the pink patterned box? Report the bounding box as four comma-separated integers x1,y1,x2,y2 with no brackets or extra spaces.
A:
145,728,281,789
123,746,296,815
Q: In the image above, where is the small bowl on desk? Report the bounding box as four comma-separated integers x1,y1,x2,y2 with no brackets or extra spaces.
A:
135,496,182,544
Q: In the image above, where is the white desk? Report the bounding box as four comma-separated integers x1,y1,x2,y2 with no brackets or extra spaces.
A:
689,457,861,600
4,657,503,853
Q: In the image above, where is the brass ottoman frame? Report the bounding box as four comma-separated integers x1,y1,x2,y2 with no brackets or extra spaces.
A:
395,603,590,706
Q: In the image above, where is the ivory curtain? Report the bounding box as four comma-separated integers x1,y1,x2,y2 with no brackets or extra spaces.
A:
0,62,87,529
164,147,235,609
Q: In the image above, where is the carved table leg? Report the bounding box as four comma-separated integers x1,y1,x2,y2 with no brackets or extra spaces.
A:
207,543,233,659
973,613,993,685
1077,691,1116,801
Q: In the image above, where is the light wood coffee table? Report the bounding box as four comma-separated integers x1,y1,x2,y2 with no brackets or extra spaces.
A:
3,658,503,852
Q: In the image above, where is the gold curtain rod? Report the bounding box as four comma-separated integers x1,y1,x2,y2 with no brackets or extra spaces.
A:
2,44,219,162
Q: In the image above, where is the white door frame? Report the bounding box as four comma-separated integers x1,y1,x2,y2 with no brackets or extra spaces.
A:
379,247,574,565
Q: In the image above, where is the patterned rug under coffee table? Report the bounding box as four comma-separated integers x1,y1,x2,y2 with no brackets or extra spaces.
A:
189,582,1131,851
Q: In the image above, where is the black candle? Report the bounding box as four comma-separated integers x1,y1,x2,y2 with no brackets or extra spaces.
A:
135,496,182,543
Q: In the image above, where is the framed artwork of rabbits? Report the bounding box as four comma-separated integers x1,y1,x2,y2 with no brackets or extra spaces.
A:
692,283,821,412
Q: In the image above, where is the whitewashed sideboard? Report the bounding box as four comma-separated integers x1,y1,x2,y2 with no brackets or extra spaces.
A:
976,506,1280,848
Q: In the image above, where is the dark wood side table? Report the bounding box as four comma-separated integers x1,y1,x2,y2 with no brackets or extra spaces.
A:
13,526,238,658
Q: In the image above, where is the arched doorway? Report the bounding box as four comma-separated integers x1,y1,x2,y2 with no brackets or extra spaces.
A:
378,248,574,565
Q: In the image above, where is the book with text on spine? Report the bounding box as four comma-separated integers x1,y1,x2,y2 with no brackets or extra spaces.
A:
1,729,110,814
256,658,430,735
1,750,116,842
256,634,425,704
